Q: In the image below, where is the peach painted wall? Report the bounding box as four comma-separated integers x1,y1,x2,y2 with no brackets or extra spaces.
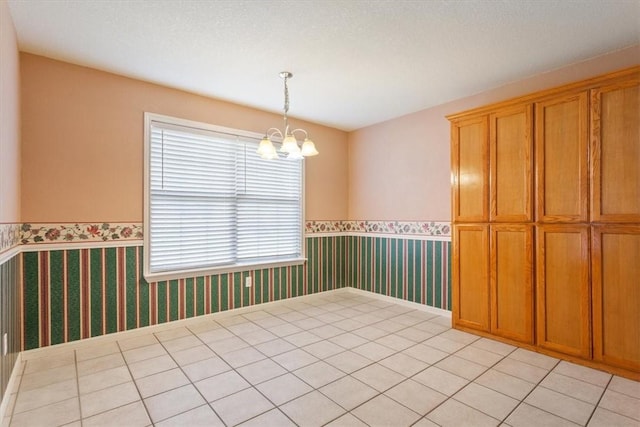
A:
20,54,348,222
0,0,20,223
348,45,640,221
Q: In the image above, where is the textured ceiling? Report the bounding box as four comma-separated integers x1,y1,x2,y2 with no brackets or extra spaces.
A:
7,0,640,131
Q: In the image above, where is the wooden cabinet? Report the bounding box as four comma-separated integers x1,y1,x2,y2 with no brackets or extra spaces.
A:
490,105,533,222
453,223,534,343
591,79,640,222
452,224,489,332
451,106,534,342
490,224,533,343
451,116,489,222
535,92,589,223
451,105,534,224
592,225,640,371
536,225,590,358
449,67,640,379
451,103,534,345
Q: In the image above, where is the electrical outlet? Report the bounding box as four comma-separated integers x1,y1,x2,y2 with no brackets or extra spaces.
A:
245,276,252,288
2,333,7,356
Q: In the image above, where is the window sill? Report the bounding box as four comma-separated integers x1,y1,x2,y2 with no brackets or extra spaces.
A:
143,257,307,283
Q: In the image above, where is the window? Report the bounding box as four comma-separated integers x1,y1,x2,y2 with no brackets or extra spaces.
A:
144,113,304,282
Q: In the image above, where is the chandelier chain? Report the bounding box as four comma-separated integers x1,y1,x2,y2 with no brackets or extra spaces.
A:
283,74,290,116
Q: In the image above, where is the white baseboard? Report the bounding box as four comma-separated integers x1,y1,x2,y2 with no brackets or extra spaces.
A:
343,287,452,318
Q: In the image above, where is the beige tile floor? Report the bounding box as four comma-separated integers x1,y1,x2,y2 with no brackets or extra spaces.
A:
2,290,639,427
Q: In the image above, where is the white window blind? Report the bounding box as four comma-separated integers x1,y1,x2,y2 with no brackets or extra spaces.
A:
144,114,303,281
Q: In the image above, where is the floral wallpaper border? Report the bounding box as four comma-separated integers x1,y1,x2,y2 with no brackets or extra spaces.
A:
305,220,451,237
16,220,450,247
20,223,143,245
0,223,21,254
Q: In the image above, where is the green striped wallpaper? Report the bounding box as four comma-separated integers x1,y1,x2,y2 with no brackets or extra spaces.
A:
20,235,450,350
21,237,347,350
1,254,20,405
345,237,451,310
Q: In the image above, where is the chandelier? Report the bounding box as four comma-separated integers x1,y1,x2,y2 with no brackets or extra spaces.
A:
257,71,319,160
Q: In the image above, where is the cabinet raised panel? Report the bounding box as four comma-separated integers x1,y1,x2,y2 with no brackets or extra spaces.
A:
536,225,590,358
451,116,489,222
490,224,534,344
592,225,640,371
591,79,640,222
490,105,533,222
452,224,489,332
535,93,589,222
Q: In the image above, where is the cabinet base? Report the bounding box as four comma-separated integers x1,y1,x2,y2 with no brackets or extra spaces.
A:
453,324,640,381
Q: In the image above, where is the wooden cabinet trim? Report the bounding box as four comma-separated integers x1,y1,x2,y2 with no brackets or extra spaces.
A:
590,77,640,223
451,115,489,222
452,224,490,332
591,225,640,372
489,104,533,222
446,66,639,121
535,92,589,223
489,224,534,344
535,225,591,358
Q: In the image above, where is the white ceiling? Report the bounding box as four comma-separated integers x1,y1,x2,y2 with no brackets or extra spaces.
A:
7,0,640,131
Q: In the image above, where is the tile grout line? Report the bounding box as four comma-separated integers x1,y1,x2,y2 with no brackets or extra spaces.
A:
404,334,516,425
260,298,376,425
73,351,83,427
5,360,25,427
583,374,613,426
535,371,609,405
233,297,424,426
211,315,311,427
343,306,492,425
497,358,565,425
154,324,236,426
294,306,471,425
8,356,80,425
115,339,156,426
291,299,413,426
188,304,347,425
311,301,479,425
244,296,371,424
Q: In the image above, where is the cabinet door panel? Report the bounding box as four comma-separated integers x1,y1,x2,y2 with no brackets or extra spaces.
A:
536,225,590,358
490,105,533,222
535,92,589,222
453,225,489,332
591,78,640,222
452,116,489,222
490,224,534,343
592,226,640,371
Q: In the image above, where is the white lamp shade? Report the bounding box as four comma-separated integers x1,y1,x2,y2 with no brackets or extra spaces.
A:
300,138,319,156
257,137,278,159
281,135,299,153
262,146,279,159
286,140,302,159
287,146,303,160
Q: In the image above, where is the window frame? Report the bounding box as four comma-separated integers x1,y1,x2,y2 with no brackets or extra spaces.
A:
143,112,306,283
